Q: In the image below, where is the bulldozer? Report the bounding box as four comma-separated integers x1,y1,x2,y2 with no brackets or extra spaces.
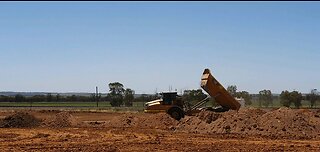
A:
144,68,241,120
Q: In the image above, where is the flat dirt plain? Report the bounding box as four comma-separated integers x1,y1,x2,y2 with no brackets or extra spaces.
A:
0,107,320,152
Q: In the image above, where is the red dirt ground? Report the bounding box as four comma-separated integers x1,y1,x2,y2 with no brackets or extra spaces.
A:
0,108,319,152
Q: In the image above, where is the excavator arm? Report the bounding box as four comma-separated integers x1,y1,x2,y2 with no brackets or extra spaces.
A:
200,69,241,110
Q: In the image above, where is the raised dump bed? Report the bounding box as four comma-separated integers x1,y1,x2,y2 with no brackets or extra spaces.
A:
201,69,241,110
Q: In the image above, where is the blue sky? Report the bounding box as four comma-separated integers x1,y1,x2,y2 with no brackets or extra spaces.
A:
0,2,319,94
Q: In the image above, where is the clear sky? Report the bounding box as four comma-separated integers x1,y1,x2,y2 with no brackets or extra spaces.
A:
0,2,319,94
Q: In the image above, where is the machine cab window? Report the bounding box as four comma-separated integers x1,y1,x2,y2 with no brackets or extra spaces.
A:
161,92,177,105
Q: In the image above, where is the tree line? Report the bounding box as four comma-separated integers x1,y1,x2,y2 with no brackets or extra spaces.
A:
0,82,159,107
105,82,160,107
0,82,319,108
226,85,320,108
0,94,99,103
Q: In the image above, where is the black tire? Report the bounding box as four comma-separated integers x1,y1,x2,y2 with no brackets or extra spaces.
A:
168,107,184,120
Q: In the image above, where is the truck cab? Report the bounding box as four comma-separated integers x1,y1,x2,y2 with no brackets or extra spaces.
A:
145,92,185,120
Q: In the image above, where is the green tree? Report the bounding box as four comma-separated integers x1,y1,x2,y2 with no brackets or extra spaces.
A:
306,89,318,108
56,94,61,102
227,85,237,97
236,91,252,105
46,93,53,102
291,91,303,108
30,95,45,102
133,94,158,103
134,94,148,102
91,93,102,107
124,88,135,107
68,95,77,102
15,94,25,102
182,89,206,106
108,82,125,107
90,93,96,102
259,90,273,107
280,90,303,108
280,90,291,107
0,95,14,102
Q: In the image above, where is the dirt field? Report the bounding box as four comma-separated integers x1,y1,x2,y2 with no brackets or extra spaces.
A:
0,108,320,152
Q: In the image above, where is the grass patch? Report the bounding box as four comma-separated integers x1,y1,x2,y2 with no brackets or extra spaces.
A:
0,101,146,107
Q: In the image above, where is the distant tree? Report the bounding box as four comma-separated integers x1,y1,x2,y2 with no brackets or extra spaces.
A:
134,94,148,103
70,95,77,102
291,91,303,108
0,95,14,102
109,82,125,95
306,89,318,108
124,88,135,107
46,93,53,102
90,93,96,102
29,95,45,102
280,90,291,107
90,93,101,107
280,90,303,108
56,94,61,102
182,89,207,106
227,85,237,97
259,90,273,107
226,85,252,106
15,94,25,102
80,96,87,102
134,94,156,103
108,82,125,107
236,91,252,105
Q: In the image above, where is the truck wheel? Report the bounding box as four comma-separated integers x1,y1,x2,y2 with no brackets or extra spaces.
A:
168,107,184,121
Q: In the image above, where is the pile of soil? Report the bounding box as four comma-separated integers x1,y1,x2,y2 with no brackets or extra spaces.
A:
137,113,177,130
104,113,177,130
0,112,41,128
111,113,140,128
44,112,77,128
257,108,320,139
176,107,320,139
175,108,265,134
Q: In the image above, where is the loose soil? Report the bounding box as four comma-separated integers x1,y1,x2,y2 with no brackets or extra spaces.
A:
43,111,78,128
176,107,320,139
0,107,319,151
0,112,41,128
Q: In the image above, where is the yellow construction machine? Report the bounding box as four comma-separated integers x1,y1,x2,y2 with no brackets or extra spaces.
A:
144,68,241,120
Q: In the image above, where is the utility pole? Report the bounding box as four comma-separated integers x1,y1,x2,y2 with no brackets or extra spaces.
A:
96,86,98,107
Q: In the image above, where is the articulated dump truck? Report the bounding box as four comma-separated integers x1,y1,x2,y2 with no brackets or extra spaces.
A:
145,68,241,120
200,68,241,111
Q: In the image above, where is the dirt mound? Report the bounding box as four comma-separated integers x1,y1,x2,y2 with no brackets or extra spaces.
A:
103,113,177,130
176,108,265,134
207,108,267,134
256,107,320,139
0,112,41,128
111,113,140,128
176,107,320,139
137,113,177,130
44,112,77,128
197,110,222,123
